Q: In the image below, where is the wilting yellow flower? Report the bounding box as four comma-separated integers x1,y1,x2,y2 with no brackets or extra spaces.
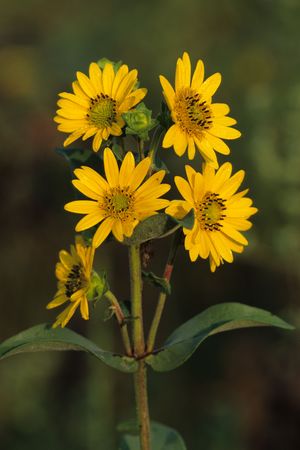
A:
54,62,147,152
166,163,257,271
159,52,241,167
65,148,170,248
47,237,94,328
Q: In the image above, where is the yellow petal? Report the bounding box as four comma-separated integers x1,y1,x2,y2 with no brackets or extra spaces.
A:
191,59,204,89
159,75,175,110
92,130,103,152
77,71,96,98
174,131,188,156
80,295,89,320
221,224,248,246
199,72,222,98
46,294,68,309
165,200,191,219
175,57,185,90
64,200,98,214
119,152,135,187
219,170,245,198
104,147,119,186
112,220,124,242
205,133,230,155
210,103,230,117
115,69,138,102
102,63,115,96
59,92,90,108
187,137,196,159
163,124,178,148
75,210,105,232
209,125,241,140
130,157,151,191
93,217,114,248
71,180,100,201
112,64,129,97
174,176,194,204
182,52,191,86
89,62,103,92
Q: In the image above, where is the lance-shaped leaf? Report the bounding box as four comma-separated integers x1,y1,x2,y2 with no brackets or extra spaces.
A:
146,303,294,372
118,420,187,450
0,324,137,373
123,214,175,245
56,147,102,171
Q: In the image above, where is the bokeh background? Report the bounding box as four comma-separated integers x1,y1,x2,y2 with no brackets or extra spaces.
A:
1,0,300,449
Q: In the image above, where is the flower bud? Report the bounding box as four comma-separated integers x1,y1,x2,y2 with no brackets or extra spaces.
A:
123,103,157,140
87,270,108,302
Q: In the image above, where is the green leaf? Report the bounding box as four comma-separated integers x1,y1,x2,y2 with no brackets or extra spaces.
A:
123,213,176,245
56,147,101,171
146,303,294,372
118,421,187,450
142,271,171,295
0,324,137,373
168,209,194,230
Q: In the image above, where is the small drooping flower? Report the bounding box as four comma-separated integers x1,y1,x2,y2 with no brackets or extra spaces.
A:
54,61,147,152
160,52,241,167
65,147,170,248
46,237,95,328
166,163,257,272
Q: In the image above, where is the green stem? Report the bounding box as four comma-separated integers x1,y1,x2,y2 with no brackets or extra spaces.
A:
147,230,182,353
104,290,132,356
138,139,145,161
129,245,145,355
134,360,151,450
128,245,151,450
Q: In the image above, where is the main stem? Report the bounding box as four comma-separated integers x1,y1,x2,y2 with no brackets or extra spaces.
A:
129,245,151,450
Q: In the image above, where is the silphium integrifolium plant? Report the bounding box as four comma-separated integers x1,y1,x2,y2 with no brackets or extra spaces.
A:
0,52,294,450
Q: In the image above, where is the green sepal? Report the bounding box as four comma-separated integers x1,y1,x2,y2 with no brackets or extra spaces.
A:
123,213,176,245
97,58,123,73
123,103,158,141
118,420,187,450
142,271,171,295
146,303,294,372
0,324,138,373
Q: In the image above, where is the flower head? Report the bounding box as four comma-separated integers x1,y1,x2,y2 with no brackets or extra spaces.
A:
54,62,147,152
160,52,241,167
47,237,94,328
166,163,257,271
65,148,170,248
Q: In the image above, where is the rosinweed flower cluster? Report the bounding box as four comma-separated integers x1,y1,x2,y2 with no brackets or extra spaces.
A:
49,52,257,327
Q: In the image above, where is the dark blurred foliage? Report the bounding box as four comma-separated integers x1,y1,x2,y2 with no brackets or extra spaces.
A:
1,0,300,449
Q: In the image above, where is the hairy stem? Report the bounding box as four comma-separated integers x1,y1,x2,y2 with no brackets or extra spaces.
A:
134,360,151,450
128,245,151,450
129,245,145,355
104,290,132,356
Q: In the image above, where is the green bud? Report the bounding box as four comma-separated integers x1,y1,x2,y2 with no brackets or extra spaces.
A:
87,270,108,303
97,58,123,73
123,103,158,141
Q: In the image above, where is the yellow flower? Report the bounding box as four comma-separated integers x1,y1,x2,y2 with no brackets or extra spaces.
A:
166,163,257,272
54,62,147,152
46,237,94,328
65,148,170,248
159,52,241,167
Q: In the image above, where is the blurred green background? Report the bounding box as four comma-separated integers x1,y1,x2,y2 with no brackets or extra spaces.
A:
1,0,300,449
